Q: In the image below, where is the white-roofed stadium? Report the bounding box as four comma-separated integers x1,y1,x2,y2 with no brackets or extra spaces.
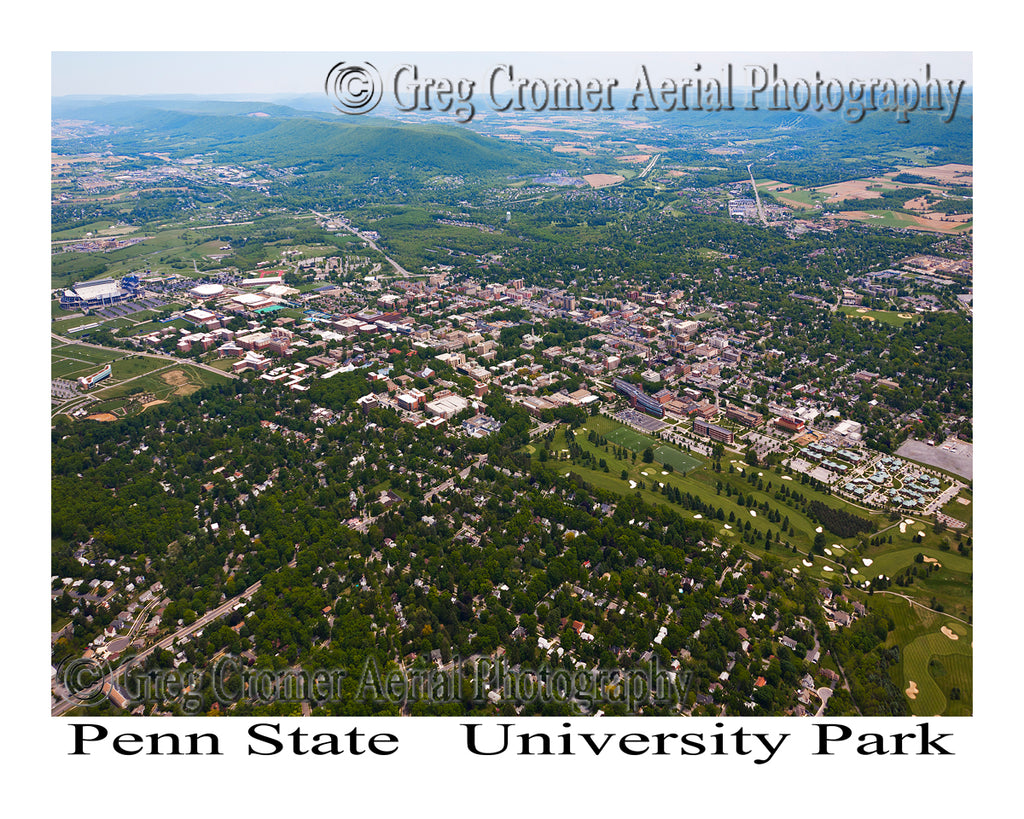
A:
60,275,140,309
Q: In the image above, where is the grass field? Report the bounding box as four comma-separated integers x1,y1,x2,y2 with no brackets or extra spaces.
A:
838,306,921,327
540,418,973,598
871,594,971,716
593,416,703,474
606,426,658,451
832,209,972,234
654,445,703,474
940,489,973,528
89,364,227,403
51,344,120,379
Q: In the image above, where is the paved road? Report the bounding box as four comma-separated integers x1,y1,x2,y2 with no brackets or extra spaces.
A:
312,211,412,278
52,560,295,716
814,686,834,716
875,590,972,626
52,333,236,382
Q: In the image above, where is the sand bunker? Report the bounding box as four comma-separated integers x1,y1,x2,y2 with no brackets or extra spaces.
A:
917,531,925,537
723,524,731,529
862,558,873,566
802,559,813,567
694,514,702,519
851,568,859,575
750,510,757,517
906,680,919,700
815,526,823,533
941,626,959,641
823,565,833,572
922,556,942,566
899,523,906,533
782,475,792,480
824,549,832,556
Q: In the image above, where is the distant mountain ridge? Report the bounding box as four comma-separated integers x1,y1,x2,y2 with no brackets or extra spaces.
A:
51,96,552,177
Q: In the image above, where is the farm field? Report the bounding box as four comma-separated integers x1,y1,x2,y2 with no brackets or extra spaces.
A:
830,209,972,234
756,165,973,235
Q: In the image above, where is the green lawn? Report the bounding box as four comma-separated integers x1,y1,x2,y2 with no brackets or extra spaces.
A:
51,344,120,379
654,445,703,474
940,489,973,528
839,305,920,327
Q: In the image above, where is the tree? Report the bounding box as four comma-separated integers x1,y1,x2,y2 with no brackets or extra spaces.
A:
642,447,654,464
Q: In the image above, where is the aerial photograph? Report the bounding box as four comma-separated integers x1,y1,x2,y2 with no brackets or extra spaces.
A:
49,51,974,721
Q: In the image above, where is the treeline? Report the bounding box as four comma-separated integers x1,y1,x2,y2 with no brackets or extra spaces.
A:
806,500,874,538
832,613,909,716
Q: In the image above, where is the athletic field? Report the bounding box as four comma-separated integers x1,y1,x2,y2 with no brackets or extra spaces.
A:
601,421,703,474
654,445,703,474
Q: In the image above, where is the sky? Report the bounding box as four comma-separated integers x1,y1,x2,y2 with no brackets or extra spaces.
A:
51,51,972,98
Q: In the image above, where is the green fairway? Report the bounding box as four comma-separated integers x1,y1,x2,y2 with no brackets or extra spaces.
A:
871,595,972,716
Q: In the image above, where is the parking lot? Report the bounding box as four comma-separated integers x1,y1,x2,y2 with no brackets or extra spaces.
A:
614,408,668,434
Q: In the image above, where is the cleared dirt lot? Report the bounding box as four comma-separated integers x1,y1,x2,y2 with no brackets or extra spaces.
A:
583,173,625,188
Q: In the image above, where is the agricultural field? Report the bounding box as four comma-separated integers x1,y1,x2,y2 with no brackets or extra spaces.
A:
757,165,973,235
830,209,972,234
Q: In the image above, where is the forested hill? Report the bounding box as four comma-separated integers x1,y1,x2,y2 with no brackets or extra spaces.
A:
51,97,553,177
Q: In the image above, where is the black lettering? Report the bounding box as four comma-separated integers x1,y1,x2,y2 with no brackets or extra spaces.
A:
919,723,954,755
70,723,107,755
815,723,852,754
618,733,649,755
248,722,284,755
368,733,399,755
463,722,511,755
